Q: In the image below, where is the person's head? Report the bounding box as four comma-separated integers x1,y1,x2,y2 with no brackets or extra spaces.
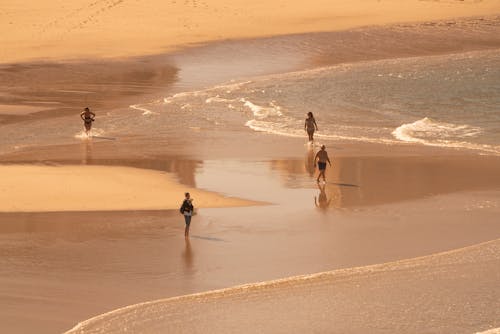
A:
185,192,190,199
307,112,313,118
321,145,326,150
84,107,90,112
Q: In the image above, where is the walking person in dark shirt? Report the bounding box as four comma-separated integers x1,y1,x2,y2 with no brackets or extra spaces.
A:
180,192,194,238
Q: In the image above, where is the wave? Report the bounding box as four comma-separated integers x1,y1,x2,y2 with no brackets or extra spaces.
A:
130,103,157,116
476,328,500,334
241,98,283,119
245,118,399,145
64,238,500,334
393,118,500,155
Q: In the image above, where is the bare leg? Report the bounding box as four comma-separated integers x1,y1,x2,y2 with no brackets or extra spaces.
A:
318,170,326,182
307,130,314,142
184,215,191,238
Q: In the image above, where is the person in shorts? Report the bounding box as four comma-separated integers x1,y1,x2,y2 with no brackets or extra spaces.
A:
314,145,332,183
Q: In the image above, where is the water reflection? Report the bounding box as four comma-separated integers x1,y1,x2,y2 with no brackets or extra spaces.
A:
305,146,315,177
271,155,500,209
81,139,93,165
314,183,331,210
182,238,194,274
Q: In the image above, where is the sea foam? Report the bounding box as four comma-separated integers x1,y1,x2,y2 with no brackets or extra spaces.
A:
393,117,500,154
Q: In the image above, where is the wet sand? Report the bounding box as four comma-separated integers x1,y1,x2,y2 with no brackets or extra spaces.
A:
63,238,500,334
1,156,500,333
2,3,500,334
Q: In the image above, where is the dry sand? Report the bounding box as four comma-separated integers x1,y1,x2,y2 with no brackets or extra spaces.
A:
2,0,500,63
0,164,258,212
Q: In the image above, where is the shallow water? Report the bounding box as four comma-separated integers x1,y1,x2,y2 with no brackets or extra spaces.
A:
133,49,500,155
2,17,500,157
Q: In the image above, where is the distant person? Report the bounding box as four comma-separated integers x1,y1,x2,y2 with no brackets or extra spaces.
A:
304,112,318,142
314,145,331,183
80,107,95,136
179,192,194,238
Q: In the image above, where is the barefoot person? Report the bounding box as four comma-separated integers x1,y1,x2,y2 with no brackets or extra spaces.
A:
179,192,194,238
80,107,95,136
304,112,318,142
314,145,332,183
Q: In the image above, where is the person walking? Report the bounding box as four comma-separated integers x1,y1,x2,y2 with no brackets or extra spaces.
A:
304,112,318,142
314,145,332,183
180,192,194,238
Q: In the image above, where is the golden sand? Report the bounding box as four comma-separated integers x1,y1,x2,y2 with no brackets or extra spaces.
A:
2,0,500,63
0,164,259,212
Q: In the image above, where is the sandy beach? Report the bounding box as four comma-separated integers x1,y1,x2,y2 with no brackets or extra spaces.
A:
1,1,500,333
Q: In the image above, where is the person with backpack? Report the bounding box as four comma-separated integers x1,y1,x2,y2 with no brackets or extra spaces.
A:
180,192,194,237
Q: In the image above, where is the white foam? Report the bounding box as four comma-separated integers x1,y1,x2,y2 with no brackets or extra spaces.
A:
162,80,251,105
205,96,235,104
163,91,205,104
393,117,482,143
245,119,398,145
241,98,282,119
74,128,105,139
130,104,157,116
393,117,500,155
475,328,500,334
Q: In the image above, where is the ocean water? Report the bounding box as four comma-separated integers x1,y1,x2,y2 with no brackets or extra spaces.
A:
131,49,500,155
1,49,499,157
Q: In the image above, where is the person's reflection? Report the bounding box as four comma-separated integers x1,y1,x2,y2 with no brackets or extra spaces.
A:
182,238,194,274
305,146,315,177
314,182,331,210
81,139,93,164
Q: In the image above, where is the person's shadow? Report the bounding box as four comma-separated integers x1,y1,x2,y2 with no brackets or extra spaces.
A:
314,182,331,210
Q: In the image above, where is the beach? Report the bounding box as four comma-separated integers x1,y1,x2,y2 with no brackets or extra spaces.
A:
1,1,500,333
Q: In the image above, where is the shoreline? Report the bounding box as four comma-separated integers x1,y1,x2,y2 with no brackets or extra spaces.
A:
2,15,500,127
2,181,499,334
0,164,262,213
2,1,500,64
2,5,500,333
1,15,500,162
64,237,500,334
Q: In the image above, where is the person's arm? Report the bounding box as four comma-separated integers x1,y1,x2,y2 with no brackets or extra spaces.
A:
314,119,318,130
327,155,332,166
90,111,96,118
304,119,307,131
80,112,85,120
